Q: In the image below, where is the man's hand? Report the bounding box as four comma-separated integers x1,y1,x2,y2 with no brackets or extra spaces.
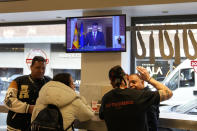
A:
28,105,34,114
136,66,151,82
136,66,173,102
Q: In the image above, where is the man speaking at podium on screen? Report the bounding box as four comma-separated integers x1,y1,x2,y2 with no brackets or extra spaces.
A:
85,22,105,49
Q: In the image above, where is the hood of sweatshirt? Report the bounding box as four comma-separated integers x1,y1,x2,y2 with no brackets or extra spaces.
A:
38,81,78,107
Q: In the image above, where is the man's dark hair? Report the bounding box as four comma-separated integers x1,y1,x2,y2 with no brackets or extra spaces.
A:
109,65,126,88
31,56,46,66
53,73,71,87
92,22,98,26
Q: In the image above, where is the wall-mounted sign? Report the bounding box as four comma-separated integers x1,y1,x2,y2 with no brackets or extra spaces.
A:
191,60,197,74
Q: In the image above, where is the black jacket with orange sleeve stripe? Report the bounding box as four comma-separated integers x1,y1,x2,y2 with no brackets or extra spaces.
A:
4,75,51,131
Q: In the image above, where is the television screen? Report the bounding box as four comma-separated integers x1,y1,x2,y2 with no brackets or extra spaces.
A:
66,14,126,53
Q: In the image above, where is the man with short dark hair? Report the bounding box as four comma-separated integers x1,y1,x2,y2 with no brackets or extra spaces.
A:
85,22,105,47
4,56,51,131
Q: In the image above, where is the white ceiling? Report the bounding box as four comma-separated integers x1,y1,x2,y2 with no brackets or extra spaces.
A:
0,2,197,23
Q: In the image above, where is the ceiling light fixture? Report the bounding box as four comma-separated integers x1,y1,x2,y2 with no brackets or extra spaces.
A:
162,11,169,14
0,19,5,22
56,16,62,19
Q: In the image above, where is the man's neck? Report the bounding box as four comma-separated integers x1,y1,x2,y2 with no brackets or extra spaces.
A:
30,74,43,80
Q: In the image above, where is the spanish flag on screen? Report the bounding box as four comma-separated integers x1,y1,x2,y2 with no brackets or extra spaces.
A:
72,23,79,49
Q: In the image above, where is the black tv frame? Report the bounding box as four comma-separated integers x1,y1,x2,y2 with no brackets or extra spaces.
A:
65,14,126,53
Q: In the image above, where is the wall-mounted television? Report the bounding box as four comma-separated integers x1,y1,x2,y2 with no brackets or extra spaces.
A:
66,14,126,53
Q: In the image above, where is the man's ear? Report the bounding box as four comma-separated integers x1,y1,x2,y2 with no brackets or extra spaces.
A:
30,65,33,70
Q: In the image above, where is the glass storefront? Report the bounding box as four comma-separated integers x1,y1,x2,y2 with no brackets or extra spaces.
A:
0,23,81,130
136,59,170,82
0,68,23,104
133,17,197,131
53,69,81,92
0,15,197,130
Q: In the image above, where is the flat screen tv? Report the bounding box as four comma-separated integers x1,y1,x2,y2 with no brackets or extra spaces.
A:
66,14,126,53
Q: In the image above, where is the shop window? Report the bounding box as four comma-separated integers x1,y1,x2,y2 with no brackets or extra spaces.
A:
53,69,81,92
180,68,195,87
0,21,68,130
136,59,170,82
165,71,179,91
0,113,7,130
132,15,197,131
0,68,23,105
51,44,66,52
0,44,24,52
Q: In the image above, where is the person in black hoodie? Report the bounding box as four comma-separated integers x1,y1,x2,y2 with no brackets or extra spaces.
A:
99,65,172,131
129,73,160,131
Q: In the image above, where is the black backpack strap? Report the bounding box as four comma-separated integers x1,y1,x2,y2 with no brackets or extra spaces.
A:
65,120,75,131
48,104,64,130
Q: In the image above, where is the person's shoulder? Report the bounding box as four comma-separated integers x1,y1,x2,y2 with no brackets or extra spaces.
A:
102,89,114,99
14,75,28,81
125,88,143,94
44,76,52,81
97,31,101,33
141,88,159,96
87,32,92,35
13,75,29,84
98,31,104,34
123,88,154,100
140,88,160,101
144,86,151,91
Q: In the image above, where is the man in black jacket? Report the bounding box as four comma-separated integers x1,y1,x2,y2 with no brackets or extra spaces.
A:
129,74,160,131
4,56,51,131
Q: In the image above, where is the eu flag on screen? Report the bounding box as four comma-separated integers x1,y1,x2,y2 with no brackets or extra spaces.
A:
79,22,85,48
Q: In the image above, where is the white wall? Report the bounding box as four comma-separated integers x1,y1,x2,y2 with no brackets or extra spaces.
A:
50,52,81,69
0,52,24,68
24,43,51,76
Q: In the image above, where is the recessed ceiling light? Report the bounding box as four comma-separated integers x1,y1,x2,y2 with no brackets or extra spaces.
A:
0,19,5,22
56,16,62,19
162,11,169,14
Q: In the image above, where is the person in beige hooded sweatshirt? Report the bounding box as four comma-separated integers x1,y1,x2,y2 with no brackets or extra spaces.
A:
31,73,94,131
